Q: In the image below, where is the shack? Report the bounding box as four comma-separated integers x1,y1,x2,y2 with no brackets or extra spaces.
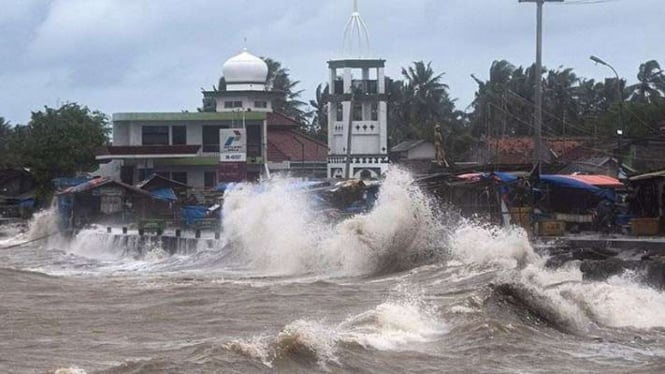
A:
627,170,665,235
58,177,153,229
136,174,192,230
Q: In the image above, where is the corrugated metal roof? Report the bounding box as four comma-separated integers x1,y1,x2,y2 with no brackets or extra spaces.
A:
630,170,665,181
391,139,426,152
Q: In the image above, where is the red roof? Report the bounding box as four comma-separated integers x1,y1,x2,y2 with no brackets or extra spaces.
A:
564,174,623,188
267,112,300,127
267,129,328,162
488,137,591,164
98,145,201,156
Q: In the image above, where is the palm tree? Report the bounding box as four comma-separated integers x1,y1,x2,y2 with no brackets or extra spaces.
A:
629,60,664,104
544,67,579,135
308,83,329,140
399,61,451,139
263,57,309,126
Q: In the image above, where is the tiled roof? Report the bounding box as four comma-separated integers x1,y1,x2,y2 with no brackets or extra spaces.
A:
488,137,592,164
267,112,300,127
267,129,328,162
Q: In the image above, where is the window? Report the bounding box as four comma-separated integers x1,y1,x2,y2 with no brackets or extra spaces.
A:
204,171,217,189
202,126,226,152
224,101,243,108
371,102,378,121
336,103,344,121
171,172,187,185
334,79,344,95
254,101,267,109
142,126,169,145
172,126,186,145
352,102,363,121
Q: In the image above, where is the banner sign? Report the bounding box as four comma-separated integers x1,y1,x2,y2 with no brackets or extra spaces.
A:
218,162,247,183
220,129,247,162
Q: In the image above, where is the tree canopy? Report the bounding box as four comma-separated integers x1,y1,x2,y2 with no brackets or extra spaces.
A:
6,103,110,194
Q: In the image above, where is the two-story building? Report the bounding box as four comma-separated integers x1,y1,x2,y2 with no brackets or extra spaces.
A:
96,49,328,188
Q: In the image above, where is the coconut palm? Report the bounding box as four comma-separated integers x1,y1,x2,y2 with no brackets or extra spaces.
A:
398,61,452,139
308,83,329,140
263,58,309,125
629,60,664,104
544,67,580,135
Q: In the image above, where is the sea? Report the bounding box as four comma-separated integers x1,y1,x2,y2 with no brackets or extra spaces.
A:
1,169,665,373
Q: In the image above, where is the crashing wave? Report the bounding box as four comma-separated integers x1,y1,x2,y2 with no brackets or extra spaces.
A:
224,289,445,369
221,168,445,277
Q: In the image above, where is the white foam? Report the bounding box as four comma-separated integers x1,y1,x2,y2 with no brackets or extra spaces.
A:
26,205,60,240
450,221,665,331
225,288,446,368
449,222,537,269
54,367,87,374
221,168,442,277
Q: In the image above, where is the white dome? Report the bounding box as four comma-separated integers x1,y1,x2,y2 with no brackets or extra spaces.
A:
222,49,268,84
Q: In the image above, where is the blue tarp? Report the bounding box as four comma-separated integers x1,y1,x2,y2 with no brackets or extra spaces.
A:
151,188,177,201
539,174,614,200
181,205,208,225
492,172,519,184
53,177,91,190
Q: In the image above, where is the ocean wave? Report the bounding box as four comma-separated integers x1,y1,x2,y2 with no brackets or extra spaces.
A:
224,288,446,369
221,168,445,277
449,222,665,332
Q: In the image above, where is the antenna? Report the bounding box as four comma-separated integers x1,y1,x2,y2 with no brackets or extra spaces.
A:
343,0,370,58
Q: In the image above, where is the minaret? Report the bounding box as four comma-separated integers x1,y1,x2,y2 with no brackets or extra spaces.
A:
326,0,389,179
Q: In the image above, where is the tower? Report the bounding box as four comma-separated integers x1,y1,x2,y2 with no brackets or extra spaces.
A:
327,0,389,179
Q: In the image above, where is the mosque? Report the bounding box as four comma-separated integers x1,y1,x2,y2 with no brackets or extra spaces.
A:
95,0,388,186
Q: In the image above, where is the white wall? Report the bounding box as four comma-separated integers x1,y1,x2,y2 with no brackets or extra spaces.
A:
215,95,272,113
112,123,130,145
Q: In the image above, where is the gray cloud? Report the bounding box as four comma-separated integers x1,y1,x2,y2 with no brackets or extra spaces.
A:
0,0,661,124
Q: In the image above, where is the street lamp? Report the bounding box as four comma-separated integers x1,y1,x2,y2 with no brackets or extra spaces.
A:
590,55,625,178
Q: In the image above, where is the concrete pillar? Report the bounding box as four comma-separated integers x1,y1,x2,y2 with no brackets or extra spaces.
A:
379,101,388,154
378,67,385,94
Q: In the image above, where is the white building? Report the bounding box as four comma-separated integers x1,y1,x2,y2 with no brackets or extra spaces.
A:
96,49,327,188
326,1,389,179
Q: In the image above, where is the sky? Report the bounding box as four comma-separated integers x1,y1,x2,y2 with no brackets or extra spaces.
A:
0,0,661,125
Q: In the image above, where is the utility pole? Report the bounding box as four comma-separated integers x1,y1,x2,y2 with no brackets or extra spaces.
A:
519,0,563,173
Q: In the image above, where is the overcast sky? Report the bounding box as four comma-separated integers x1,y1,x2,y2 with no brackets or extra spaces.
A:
0,0,661,125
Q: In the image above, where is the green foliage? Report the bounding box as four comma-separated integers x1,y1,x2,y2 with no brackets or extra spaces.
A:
387,61,470,160
8,103,110,195
308,83,329,141
263,57,310,128
467,59,658,140
0,117,12,167
628,60,664,104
